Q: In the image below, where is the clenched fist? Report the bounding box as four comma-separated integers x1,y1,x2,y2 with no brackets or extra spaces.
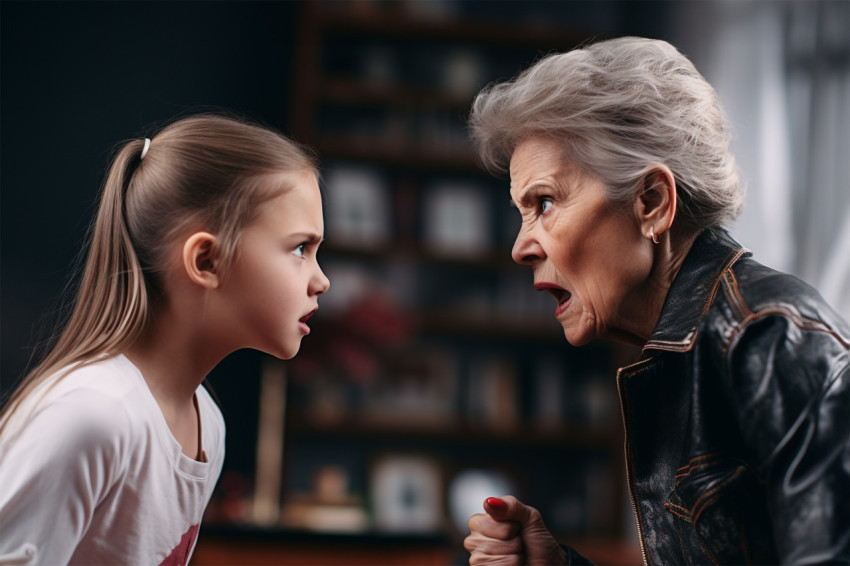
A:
464,496,568,565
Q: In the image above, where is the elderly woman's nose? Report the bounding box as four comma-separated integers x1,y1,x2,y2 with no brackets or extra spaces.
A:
512,229,545,264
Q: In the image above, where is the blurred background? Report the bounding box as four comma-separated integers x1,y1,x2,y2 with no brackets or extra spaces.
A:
1,1,847,565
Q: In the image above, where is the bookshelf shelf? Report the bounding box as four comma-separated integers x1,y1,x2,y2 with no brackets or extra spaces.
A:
419,310,563,340
193,526,453,566
322,77,474,111
312,136,478,171
321,241,523,271
288,414,616,449
193,526,643,566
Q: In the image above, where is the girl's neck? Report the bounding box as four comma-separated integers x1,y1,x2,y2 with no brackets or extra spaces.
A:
124,308,221,460
123,306,223,406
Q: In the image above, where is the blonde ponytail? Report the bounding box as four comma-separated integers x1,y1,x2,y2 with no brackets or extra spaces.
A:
1,113,316,435
0,140,150,434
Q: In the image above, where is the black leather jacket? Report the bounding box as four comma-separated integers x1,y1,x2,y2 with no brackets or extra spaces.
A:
604,228,849,565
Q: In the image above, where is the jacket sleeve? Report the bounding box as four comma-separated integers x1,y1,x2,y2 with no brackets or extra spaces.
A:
725,312,850,565
0,388,128,565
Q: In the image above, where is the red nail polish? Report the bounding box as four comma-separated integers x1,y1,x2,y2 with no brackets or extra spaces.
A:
486,497,507,509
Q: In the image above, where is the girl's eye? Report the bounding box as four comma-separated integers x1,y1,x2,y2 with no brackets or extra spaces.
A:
294,244,306,257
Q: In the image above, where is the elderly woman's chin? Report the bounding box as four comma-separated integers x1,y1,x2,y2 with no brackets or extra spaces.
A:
563,331,592,347
556,310,598,347
560,311,643,347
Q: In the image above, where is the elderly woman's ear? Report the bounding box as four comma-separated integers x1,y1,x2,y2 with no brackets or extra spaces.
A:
635,165,677,243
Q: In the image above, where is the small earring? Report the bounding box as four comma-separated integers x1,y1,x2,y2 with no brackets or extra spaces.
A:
649,227,659,244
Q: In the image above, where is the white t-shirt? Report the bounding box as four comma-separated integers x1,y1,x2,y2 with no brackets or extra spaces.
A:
0,354,225,566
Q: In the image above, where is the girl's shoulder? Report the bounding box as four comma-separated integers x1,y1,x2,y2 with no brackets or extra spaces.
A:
5,355,147,448
48,354,143,397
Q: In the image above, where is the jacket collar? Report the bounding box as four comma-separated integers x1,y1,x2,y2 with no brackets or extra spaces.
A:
643,228,750,354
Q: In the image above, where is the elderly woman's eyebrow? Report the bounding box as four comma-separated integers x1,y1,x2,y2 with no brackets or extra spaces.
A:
513,183,549,208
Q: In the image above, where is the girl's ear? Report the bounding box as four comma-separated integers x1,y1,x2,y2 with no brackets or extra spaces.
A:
635,165,677,240
183,232,220,289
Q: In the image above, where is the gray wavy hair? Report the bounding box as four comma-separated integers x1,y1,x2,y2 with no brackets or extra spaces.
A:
469,36,744,233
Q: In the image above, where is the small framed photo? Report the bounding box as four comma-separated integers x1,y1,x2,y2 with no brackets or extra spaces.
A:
370,454,444,533
423,182,491,257
324,165,391,249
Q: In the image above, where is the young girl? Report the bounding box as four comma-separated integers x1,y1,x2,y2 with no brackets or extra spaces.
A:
0,114,330,565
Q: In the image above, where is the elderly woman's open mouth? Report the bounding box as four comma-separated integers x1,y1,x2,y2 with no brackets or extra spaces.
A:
534,282,572,316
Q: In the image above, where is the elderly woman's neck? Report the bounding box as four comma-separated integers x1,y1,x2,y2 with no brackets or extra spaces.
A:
608,233,696,347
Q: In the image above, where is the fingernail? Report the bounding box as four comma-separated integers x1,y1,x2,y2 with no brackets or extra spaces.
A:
486,497,507,509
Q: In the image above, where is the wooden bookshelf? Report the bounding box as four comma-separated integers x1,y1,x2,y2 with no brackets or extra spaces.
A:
202,3,641,562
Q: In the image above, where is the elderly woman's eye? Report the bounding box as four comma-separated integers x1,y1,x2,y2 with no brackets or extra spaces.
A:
539,198,554,214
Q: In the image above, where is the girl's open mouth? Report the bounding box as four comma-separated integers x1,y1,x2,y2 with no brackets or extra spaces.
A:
298,308,317,334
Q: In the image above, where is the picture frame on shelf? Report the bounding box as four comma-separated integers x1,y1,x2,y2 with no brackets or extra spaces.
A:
325,165,392,249
370,454,444,533
423,182,491,258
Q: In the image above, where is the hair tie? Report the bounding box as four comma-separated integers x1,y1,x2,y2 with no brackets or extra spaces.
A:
140,138,151,160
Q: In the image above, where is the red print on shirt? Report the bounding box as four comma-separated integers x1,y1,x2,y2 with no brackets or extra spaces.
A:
159,524,199,566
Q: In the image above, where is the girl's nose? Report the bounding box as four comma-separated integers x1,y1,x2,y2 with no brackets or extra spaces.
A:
312,265,330,296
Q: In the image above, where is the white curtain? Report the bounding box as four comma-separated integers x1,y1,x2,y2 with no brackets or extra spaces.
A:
672,0,850,321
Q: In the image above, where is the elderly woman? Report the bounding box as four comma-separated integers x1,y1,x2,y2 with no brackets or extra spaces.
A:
464,37,849,565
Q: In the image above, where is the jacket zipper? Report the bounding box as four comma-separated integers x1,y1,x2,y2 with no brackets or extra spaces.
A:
617,364,649,566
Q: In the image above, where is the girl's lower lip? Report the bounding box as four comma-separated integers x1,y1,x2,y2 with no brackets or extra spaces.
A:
554,297,571,318
299,322,311,335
